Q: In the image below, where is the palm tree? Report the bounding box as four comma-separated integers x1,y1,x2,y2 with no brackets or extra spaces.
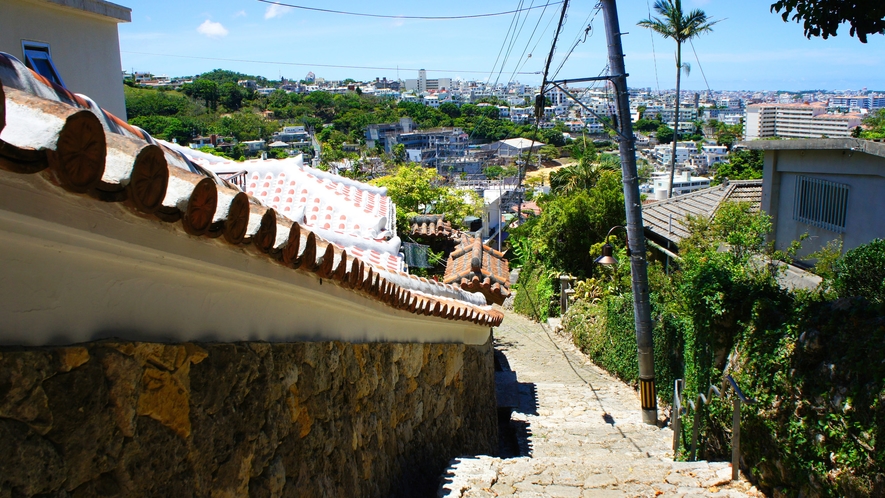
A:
639,0,718,198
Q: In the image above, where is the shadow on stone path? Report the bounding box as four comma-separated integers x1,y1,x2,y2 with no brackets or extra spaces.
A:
438,309,765,498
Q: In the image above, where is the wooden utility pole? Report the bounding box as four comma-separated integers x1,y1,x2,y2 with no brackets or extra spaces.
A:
600,0,658,425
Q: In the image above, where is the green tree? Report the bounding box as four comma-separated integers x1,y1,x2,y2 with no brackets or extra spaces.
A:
713,149,764,183
539,144,560,162
439,102,461,119
129,115,198,144
185,79,219,110
516,170,626,277
859,109,885,139
218,82,245,111
371,163,478,233
639,0,719,198
656,124,675,144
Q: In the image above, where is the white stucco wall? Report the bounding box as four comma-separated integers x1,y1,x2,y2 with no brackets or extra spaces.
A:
0,173,492,347
761,148,885,260
0,0,129,118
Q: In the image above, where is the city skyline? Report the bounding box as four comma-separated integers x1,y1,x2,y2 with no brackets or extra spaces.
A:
119,0,885,91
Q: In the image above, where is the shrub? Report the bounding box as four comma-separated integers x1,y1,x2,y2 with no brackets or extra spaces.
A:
513,259,556,322
832,238,885,305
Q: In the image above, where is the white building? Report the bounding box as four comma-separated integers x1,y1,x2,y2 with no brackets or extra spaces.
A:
1,0,131,118
652,171,711,199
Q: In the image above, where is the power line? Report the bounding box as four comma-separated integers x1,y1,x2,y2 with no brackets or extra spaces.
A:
256,0,564,21
487,1,526,84
121,51,540,75
550,4,602,82
507,1,555,84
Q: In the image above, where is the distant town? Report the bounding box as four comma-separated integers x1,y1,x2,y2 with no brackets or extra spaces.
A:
124,67,883,199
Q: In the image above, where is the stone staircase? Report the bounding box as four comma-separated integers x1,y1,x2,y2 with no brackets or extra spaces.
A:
438,310,763,498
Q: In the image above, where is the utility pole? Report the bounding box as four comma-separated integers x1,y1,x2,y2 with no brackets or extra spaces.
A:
600,0,658,425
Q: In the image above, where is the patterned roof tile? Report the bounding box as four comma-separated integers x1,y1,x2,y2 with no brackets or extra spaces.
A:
444,235,511,305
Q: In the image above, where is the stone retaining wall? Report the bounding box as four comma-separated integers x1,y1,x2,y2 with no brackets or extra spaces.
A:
0,338,497,497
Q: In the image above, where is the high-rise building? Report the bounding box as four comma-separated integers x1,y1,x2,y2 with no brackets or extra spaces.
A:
745,103,862,140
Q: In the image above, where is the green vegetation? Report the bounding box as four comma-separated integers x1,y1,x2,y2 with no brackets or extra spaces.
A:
712,149,764,184
559,199,885,496
509,157,627,321
858,109,885,140
771,0,885,43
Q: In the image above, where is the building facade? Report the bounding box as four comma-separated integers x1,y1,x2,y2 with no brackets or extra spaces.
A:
745,103,862,140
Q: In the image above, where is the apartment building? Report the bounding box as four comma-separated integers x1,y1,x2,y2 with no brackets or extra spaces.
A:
404,69,452,93
397,128,468,167
745,103,862,140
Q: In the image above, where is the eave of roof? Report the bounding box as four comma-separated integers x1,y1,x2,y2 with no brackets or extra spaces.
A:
410,214,460,239
739,138,885,160
38,0,132,23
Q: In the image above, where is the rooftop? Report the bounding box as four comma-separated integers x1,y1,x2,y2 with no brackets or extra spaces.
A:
0,54,503,345
444,235,511,306
643,180,763,249
739,138,885,159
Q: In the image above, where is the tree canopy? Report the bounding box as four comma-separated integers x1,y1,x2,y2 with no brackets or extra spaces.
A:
771,0,885,43
371,163,479,234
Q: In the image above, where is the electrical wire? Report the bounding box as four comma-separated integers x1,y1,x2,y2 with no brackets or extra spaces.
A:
549,4,601,82
506,1,554,84
121,51,540,75
646,0,661,93
256,0,564,20
496,0,534,87
689,39,713,96
487,1,527,85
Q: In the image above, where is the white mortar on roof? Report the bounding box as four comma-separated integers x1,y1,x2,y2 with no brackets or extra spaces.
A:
0,101,65,149
103,146,134,184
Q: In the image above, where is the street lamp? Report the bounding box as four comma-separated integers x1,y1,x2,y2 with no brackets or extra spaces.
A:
594,225,628,266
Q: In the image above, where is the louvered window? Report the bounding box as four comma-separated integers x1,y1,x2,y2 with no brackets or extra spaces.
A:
793,176,849,232
21,41,66,88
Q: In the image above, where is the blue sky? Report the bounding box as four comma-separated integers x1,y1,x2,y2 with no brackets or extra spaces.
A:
118,0,885,91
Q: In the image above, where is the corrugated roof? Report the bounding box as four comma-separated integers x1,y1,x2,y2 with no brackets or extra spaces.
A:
642,180,763,248
0,53,503,327
444,235,511,306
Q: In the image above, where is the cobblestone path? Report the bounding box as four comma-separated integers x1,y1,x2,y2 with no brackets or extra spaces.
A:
438,309,764,498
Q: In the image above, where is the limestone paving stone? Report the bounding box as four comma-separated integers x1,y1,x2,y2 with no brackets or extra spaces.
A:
438,309,764,498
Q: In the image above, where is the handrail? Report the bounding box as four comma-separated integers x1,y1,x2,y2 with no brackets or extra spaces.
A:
671,375,755,481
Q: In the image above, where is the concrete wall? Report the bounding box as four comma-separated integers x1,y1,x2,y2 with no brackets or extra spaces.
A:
0,339,497,497
0,0,128,118
761,148,885,259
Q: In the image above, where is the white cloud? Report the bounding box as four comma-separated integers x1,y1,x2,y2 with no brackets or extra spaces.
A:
264,4,289,20
233,10,247,18
197,20,229,38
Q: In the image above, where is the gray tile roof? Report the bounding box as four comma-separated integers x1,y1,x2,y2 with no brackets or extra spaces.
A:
642,180,763,248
